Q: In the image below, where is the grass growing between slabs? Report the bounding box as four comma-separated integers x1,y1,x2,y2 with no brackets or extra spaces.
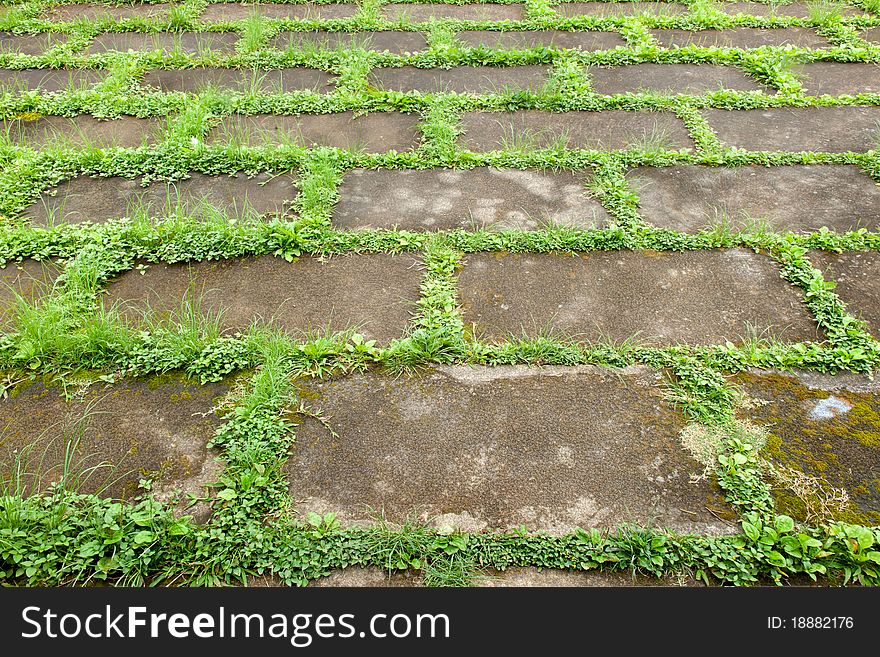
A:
2,0,880,586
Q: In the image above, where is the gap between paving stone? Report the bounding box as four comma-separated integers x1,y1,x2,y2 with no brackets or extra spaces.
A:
807,251,880,338
0,115,163,149
41,2,171,21
459,109,694,151
287,364,735,535
270,30,429,54
555,1,687,16
332,167,611,231
206,112,421,152
0,68,105,94
587,63,770,95
0,32,68,55
630,164,880,233
199,2,359,21
792,62,880,96
368,65,552,94
24,172,299,225
87,31,240,55
0,259,60,328
732,369,880,525
650,28,830,49
458,249,819,345
702,106,880,152
103,254,422,344
140,67,337,94
383,2,526,21
0,376,227,520
456,30,627,51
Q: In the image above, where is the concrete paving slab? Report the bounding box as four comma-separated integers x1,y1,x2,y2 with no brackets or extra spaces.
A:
207,111,421,152
104,254,422,343
383,2,526,21
588,63,770,95
41,2,171,21
0,68,105,93
458,249,818,344
368,65,551,94
87,31,240,55
807,250,880,338
25,172,298,225
199,2,358,21
0,32,68,55
332,167,610,230
457,29,626,50
719,1,867,17
630,164,880,233
702,106,880,152
651,27,830,49
0,115,163,148
733,369,880,525
793,62,880,96
140,66,336,93
0,259,61,328
555,1,686,15
270,30,428,53
287,365,734,534
459,109,694,150
861,27,880,44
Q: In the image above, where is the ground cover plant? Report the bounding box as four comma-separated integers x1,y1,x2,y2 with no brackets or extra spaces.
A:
1,0,880,587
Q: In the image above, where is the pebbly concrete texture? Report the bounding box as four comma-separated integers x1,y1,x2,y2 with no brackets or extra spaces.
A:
0,376,227,513
555,1,686,15
0,32,68,55
41,2,171,21
383,2,526,21
459,109,693,151
0,68,105,93
332,167,610,231
719,1,867,17
588,63,770,95
701,106,880,152
270,30,429,54
807,250,880,338
457,29,626,50
368,65,552,94
104,254,422,344
732,369,880,525
651,28,830,49
140,67,336,94
87,31,240,55
458,249,818,345
629,164,880,233
207,112,421,152
792,62,880,96
287,365,735,535
0,259,60,328
0,115,163,148
24,172,299,225
199,2,359,21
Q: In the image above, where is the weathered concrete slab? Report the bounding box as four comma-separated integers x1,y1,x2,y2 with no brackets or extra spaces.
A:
207,112,421,152
141,67,336,93
0,68,105,93
0,115,162,148
702,106,880,152
309,567,422,587
369,65,551,94
719,1,867,16
0,32,68,55
199,2,358,21
733,369,880,525
87,31,240,55
807,251,880,338
793,62,880,96
458,249,818,344
287,365,733,534
862,27,880,44
630,165,880,233
383,2,525,21
459,109,694,151
42,2,171,21
651,28,830,49
332,167,610,230
555,1,686,15
457,29,626,50
0,259,60,327
271,30,428,53
0,377,227,508
25,172,298,225
588,63,769,95
104,254,421,343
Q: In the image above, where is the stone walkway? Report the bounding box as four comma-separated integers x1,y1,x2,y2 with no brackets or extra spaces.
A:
1,0,879,586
